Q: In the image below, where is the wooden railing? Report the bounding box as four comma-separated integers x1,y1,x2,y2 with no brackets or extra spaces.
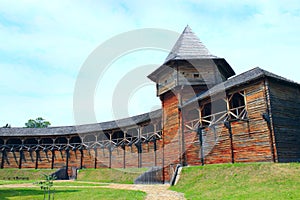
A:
185,105,248,130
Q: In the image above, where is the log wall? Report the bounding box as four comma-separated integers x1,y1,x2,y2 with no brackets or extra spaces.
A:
0,141,164,177
183,80,274,166
2,78,300,182
161,90,181,181
268,79,300,162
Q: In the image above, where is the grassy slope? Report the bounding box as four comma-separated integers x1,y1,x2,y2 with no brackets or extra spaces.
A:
0,187,146,200
0,168,148,200
0,169,56,181
76,168,147,184
171,163,300,200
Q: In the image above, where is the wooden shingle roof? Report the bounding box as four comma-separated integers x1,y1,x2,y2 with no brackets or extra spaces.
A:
148,26,235,82
164,25,218,63
0,109,162,137
182,67,300,107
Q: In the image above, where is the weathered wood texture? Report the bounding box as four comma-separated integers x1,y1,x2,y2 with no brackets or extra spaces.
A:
161,90,181,181
268,79,300,162
0,143,163,172
3,151,20,168
2,77,299,183
183,81,274,166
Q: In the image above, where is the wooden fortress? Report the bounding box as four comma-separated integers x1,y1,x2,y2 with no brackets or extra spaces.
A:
1,26,300,182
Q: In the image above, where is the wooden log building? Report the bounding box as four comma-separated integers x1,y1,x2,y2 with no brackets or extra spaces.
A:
1,26,300,182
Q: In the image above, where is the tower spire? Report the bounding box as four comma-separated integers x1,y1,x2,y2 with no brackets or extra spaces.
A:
164,25,217,64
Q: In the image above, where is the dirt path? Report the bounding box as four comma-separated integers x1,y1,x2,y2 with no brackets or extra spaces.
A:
103,183,185,200
0,182,186,200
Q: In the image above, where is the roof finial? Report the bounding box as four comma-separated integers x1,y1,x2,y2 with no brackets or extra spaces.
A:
183,24,192,33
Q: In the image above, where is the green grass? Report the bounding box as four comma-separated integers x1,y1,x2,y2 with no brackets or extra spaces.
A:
0,180,34,185
0,168,56,180
53,181,109,186
171,162,300,200
0,187,146,200
77,168,147,184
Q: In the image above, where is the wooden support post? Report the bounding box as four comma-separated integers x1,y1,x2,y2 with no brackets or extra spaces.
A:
51,149,55,169
230,129,234,164
198,107,204,165
123,131,126,169
1,150,5,169
94,148,97,169
80,149,83,169
154,138,157,166
137,127,142,168
108,146,112,168
123,145,126,169
109,133,112,168
18,150,23,169
225,121,234,163
66,150,69,178
35,150,39,169
153,125,157,167
225,95,235,163
197,127,204,165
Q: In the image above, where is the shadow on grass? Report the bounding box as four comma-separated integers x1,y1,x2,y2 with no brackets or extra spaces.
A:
0,188,78,200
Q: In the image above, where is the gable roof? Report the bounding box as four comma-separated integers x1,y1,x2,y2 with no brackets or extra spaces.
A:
182,67,300,107
0,109,162,137
164,25,218,63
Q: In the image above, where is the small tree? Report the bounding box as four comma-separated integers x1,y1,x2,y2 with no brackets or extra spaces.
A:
36,174,56,200
25,117,51,128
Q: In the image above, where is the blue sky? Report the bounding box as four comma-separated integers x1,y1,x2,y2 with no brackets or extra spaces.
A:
1,0,300,127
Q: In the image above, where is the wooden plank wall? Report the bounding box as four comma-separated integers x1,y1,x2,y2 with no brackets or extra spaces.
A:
5,79,298,182
202,125,232,164
161,90,181,181
183,81,274,166
3,152,20,168
37,151,52,168
22,151,36,168
0,142,164,172
268,79,300,162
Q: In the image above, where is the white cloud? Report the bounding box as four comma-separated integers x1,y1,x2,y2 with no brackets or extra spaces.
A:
0,0,300,126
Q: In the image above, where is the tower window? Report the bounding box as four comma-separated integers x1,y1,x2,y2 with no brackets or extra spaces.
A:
194,73,199,78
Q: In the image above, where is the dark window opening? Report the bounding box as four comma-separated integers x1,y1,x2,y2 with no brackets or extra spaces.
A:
127,128,138,145
7,138,22,145
201,103,211,126
24,138,38,145
230,92,245,109
55,137,67,144
70,136,82,144
194,73,199,78
229,92,246,119
40,138,53,145
112,131,124,144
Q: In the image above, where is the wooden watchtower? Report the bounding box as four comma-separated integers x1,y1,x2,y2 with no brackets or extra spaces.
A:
147,26,235,172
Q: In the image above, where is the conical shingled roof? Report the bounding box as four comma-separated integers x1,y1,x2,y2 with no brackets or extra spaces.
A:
164,25,218,63
148,26,235,82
